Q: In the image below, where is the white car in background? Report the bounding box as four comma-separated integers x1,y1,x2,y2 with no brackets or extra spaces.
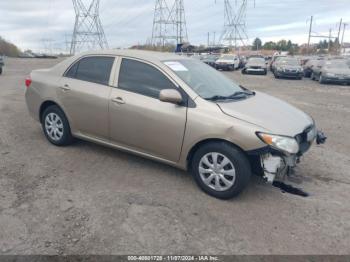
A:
215,54,239,71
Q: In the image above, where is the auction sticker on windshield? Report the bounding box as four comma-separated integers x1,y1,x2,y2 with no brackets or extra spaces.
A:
164,61,188,71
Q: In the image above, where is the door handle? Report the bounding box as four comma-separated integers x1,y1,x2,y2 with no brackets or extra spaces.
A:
111,97,125,104
60,84,70,91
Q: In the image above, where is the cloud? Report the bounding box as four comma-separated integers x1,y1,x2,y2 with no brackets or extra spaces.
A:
0,0,349,52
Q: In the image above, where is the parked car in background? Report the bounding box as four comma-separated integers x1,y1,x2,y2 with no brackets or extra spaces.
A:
215,54,239,71
311,59,350,85
303,58,323,78
273,57,303,79
270,55,287,71
0,56,4,75
238,56,247,69
242,57,267,75
25,49,325,199
202,54,218,68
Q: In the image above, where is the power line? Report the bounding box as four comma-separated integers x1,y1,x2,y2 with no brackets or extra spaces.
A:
216,0,254,49
151,0,188,46
70,0,109,55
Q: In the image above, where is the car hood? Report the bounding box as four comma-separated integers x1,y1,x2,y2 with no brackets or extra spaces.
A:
324,68,350,75
216,59,234,63
278,65,302,70
247,62,265,67
217,91,313,136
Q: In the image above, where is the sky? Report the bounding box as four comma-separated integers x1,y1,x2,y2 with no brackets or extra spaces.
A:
0,0,349,53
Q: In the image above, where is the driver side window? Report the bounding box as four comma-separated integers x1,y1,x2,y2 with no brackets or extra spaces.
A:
118,58,176,99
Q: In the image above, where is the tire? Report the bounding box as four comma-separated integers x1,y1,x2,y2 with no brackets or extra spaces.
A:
41,105,74,146
274,72,279,79
0,67,2,75
311,72,315,80
319,74,326,84
241,69,246,74
263,69,267,75
191,142,252,199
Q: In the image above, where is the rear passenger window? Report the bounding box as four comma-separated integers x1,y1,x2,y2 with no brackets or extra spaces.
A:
65,61,79,78
65,56,114,85
118,58,176,99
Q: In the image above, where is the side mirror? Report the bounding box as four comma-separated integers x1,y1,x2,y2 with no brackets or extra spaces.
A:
159,89,183,105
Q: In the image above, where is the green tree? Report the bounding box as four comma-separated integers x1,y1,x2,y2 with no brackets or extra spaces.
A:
0,36,21,57
252,37,262,51
263,41,277,50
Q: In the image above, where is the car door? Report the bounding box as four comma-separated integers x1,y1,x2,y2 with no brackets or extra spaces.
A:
109,58,187,162
59,56,115,139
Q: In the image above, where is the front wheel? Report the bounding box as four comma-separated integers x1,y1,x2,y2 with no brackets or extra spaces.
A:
41,105,74,146
319,74,326,84
191,142,251,199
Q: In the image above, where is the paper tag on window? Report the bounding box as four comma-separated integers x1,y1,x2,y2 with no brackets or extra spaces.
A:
164,61,188,71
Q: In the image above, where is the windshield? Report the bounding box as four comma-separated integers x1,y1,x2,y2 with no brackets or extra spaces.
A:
278,59,300,66
220,55,235,60
248,58,265,63
163,59,243,99
325,60,349,69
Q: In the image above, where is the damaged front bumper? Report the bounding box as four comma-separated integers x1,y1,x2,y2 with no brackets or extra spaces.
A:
252,129,327,184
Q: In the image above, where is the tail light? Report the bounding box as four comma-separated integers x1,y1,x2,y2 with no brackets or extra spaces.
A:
25,77,32,88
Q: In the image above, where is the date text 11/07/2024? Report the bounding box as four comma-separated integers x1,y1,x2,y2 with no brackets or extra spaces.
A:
127,255,220,261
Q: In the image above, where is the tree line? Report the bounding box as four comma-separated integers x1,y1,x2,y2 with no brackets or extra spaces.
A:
0,36,21,57
252,37,342,55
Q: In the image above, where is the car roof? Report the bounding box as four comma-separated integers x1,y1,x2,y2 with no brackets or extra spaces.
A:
77,49,190,63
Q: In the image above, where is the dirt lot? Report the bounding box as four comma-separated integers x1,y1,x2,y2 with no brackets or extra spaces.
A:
0,58,350,255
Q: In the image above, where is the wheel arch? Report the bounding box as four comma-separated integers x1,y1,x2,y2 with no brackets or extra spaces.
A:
186,138,247,170
39,100,65,123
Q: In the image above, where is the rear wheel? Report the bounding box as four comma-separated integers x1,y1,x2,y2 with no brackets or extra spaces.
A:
0,67,2,75
41,105,74,146
191,142,251,199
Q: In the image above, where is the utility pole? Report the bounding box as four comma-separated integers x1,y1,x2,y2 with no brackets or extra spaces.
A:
207,32,210,47
341,23,348,54
70,0,108,55
307,16,313,54
337,18,343,54
328,29,332,53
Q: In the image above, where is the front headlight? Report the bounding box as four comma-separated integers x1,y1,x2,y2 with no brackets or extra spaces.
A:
277,67,284,72
256,132,299,154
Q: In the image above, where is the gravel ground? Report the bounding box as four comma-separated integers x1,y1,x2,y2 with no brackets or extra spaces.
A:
0,58,350,255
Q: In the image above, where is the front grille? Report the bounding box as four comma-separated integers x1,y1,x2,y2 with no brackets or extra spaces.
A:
250,66,261,69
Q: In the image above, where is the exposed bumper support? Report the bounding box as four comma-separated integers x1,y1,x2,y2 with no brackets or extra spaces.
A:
260,153,297,183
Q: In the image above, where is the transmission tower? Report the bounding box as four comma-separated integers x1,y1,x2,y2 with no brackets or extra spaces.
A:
219,0,252,48
151,0,188,46
70,0,108,55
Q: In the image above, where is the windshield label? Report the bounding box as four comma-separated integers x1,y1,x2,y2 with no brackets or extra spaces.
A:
164,61,188,71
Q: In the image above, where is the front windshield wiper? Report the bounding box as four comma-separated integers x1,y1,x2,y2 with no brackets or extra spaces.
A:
205,90,255,101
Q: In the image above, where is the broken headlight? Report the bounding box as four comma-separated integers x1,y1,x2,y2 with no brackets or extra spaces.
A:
256,132,299,154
